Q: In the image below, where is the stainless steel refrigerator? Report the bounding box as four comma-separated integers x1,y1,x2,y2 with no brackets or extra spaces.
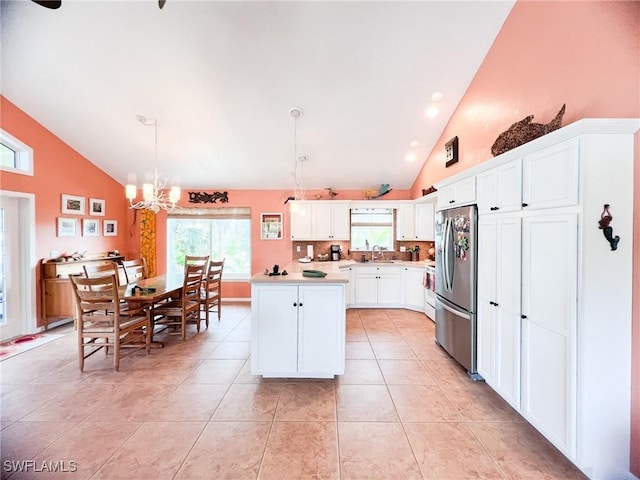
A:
435,204,482,379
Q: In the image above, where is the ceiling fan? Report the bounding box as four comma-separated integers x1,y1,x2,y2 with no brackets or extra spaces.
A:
31,0,166,9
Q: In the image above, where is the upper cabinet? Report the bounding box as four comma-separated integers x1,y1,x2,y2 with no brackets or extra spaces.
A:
522,139,579,210
290,201,350,240
290,202,313,240
437,177,476,210
313,202,350,240
476,159,522,215
396,204,415,240
397,201,435,241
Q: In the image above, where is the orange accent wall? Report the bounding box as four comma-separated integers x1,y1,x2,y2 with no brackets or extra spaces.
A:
153,188,411,299
410,1,639,474
0,96,131,328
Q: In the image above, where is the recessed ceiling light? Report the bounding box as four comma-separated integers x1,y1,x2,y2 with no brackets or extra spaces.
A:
409,140,419,148
406,153,417,162
425,107,439,118
431,91,443,102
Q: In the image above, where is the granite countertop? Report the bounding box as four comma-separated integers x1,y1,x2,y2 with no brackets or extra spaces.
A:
249,260,349,284
249,258,435,284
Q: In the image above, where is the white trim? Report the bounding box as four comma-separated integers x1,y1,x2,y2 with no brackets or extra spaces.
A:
0,129,34,176
0,190,37,336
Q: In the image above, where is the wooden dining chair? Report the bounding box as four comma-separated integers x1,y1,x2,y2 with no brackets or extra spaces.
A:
122,258,148,284
153,263,205,341
83,262,125,287
70,273,151,371
185,255,209,269
201,259,224,327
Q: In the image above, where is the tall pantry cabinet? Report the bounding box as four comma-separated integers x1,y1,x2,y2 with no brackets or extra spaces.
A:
439,119,639,480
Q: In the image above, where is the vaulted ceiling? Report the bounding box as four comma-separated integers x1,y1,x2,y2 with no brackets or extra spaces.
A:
1,0,514,191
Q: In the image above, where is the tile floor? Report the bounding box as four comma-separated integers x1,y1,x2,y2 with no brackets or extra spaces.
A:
0,305,587,479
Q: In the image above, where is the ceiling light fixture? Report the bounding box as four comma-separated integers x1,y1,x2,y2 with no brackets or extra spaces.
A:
125,115,181,214
431,91,443,102
425,106,439,118
289,107,308,204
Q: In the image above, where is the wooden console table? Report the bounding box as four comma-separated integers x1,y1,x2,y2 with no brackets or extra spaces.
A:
41,254,124,329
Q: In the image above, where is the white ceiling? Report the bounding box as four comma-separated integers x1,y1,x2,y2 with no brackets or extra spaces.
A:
1,0,514,191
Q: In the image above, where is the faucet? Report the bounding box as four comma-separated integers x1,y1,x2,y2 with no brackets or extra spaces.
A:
372,245,381,262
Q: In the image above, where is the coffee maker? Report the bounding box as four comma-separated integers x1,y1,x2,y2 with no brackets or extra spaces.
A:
330,245,342,261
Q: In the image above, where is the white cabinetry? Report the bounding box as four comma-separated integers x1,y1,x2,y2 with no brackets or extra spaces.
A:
401,266,425,312
289,202,313,240
521,212,578,459
415,203,435,240
313,202,350,240
437,177,476,210
466,119,639,479
522,139,579,210
476,159,522,215
396,205,415,240
477,215,522,409
354,265,401,306
339,265,355,307
251,284,346,378
397,202,435,241
290,201,351,240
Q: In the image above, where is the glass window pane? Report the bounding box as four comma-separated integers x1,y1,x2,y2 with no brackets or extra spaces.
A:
167,217,251,279
0,143,16,169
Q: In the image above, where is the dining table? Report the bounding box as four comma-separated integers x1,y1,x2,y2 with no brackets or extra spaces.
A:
120,273,184,346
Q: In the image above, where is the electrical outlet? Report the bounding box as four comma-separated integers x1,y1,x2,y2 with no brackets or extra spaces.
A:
50,250,60,258
296,246,301,252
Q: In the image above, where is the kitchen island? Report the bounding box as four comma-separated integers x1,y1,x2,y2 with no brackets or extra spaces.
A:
250,261,349,378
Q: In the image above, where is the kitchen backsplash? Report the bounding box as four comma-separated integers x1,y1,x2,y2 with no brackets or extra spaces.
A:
292,240,435,262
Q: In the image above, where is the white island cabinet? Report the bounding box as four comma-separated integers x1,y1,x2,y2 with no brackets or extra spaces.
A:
250,263,347,378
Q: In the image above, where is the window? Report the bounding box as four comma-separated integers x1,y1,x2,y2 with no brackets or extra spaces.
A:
0,130,33,176
166,208,251,280
350,208,394,251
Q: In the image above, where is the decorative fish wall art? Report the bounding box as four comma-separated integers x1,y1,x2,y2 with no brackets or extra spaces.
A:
491,104,566,156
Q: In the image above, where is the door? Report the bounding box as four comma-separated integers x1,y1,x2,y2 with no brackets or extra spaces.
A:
521,212,577,459
251,285,299,373
436,205,477,312
298,285,345,374
0,197,22,341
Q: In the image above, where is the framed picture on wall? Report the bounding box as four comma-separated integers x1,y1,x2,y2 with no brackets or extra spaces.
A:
82,218,99,237
57,217,77,237
89,198,105,216
103,220,118,237
260,212,283,240
61,194,85,215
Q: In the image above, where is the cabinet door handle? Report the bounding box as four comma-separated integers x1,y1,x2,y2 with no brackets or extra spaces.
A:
293,302,297,307
449,199,455,204
299,303,303,307
522,203,529,208
493,302,499,307
521,314,527,319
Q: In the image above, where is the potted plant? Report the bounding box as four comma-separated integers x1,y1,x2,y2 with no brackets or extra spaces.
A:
409,245,421,261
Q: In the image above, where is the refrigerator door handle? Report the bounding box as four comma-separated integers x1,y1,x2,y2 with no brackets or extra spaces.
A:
438,297,471,320
444,217,454,292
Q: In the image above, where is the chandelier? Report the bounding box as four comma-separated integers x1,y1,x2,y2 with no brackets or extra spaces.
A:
125,115,181,213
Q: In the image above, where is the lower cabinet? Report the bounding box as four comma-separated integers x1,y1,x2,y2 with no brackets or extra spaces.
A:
477,215,522,409
251,283,345,378
354,266,401,306
521,212,578,460
339,266,355,306
401,266,425,312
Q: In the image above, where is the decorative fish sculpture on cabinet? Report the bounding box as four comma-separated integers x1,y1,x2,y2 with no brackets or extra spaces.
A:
491,104,566,156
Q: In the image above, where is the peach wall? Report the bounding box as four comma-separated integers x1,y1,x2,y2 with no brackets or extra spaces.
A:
153,188,411,299
410,0,639,194
410,1,639,474
1,96,131,327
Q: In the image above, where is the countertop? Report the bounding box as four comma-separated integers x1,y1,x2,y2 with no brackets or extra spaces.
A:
249,259,434,284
